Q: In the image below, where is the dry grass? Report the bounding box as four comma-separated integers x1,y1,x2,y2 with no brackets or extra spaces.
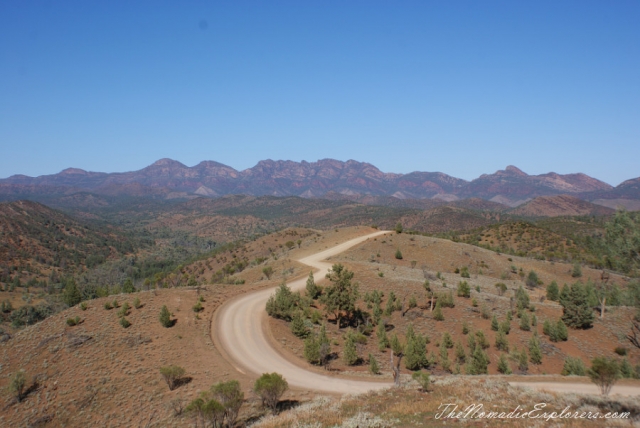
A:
251,377,640,427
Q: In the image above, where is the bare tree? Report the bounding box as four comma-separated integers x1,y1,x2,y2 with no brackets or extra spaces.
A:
390,350,404,386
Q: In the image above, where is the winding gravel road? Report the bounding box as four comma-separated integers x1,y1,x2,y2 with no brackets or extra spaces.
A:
213,230,392,394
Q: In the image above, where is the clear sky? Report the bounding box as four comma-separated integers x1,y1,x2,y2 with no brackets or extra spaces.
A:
1,1,638,186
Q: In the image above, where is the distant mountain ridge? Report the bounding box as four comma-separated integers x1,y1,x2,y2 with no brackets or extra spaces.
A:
0,158,636,208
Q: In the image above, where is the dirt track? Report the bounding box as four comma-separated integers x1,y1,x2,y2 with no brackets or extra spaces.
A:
213,230,393,394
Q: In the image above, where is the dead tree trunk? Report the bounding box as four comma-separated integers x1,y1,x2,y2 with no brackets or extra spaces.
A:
390,350,404,386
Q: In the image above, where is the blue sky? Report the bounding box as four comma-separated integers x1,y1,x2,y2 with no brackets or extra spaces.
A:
1,1,638,185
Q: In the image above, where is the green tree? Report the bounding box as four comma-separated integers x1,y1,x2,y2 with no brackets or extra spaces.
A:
526,270,540,288
518,350,529,373
290,311,309,338
9,370,27,402
604,210,640,274
495,330,509,352
412,371,430,391
369,353,380,374
62,279,82,307
377,323,389,350
571,262,583,278
529,333,542,365
211,380,244,427
556,319,568,341
122,278,135,293
455,341,466,363
491,315,499,331
546,281,560,301
395,249,403,260
390,333,404,356
254,373,288,413
519,312,531,331
441,332,454,349
159,305,173,328
405,332,428,370
561,357,586,376
433,301,444,321
439,344,451,372
457,281,470,298
588,357,620,396
321,264,360,328
560,282,594,329
343,333,359,366
305,271,320,299
495,282,507,296
266,282,297,321
497,354,512,374
500,319,511,335
467,345,489,375
160,365,186,391
303,334,320,364
515,286,530,310
395,222,403,234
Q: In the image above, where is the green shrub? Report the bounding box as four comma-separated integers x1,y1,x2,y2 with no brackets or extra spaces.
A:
104,301,113,310
120,317,131,328
441,332,454,349
412,371,430,391
254,373,288,413
66,316,80,327
159,305,173,328
80,302,88,311
497,354,512,374
160,365,186,391
133,297,142,309
588,357,620,396
9,370,27,402
117,302,130,318
562,357,586,376
369,354,380,374
395,249,403,260
614,347,628,356
193,301,203,313
457,281,470,298
460,266,470,278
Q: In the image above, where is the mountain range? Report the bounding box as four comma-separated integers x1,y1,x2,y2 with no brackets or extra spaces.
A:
1,158,638,209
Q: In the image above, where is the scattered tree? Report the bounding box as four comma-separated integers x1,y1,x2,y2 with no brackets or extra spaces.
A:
497,354,512,374
160,365,186,391
321,264,360,328
529,333,542,365
159,305,173,328
305,272,320,299
546,281,559,301
495,282,507,296
560,282,594,329
262,266,274,280
9,370,27,402
561,357,586,376
457,281,470,298
412,371,430,392
369,353,380,374
254,373,288,413
395,249,403,260
588,357,620,396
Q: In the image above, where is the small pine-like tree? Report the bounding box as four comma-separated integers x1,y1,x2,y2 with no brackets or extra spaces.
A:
497,353,512,374
526,270,540,288
441,332,454,349
495,330,509,352
561,356,586,376
9,370,27,402
500,319,511,335
455,341,466,363
433,301,444,321
266,283,297,321
343,334,359,366
491,315,499,331
159,305,172,328
304,334,320,364
495,282,507,296
561,282,594,329
457,281,470,298
475,331,489,349
571,262,583,278
405,333,427,370
529,333,542,365
556,319,568,341
377,323,389,350
546,281,560,301
518,350,529,373
462,321,469,335
290,311,309,338
390,334,404,356
369,353,380,374
305,272,320,299
468,345,489,375
395,249,403,260
520,312,531,331
62,279,82,308
439,344,451,372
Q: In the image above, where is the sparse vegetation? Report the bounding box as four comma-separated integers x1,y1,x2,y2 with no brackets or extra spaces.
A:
254,372,288,413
